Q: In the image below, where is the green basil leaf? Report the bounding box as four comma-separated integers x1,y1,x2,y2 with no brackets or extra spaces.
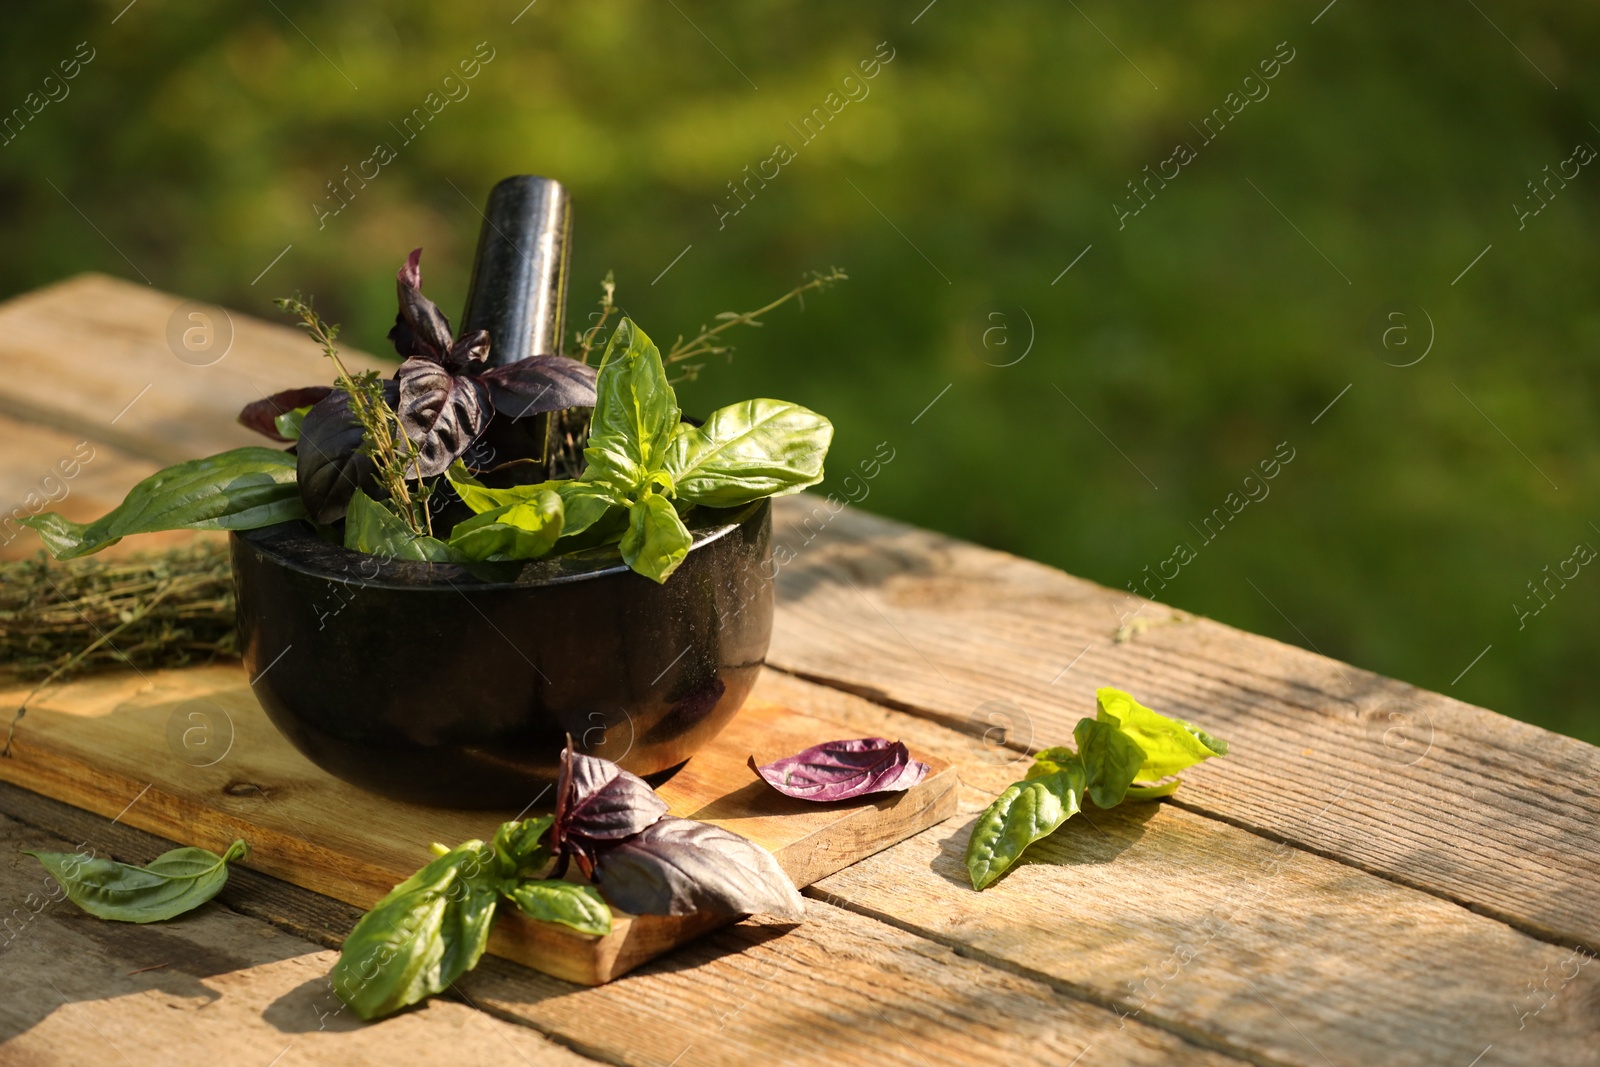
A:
584,318,680,490
447,491,564,561
1073,717,1146,808
345,489,462,562
964,762,1085,890
665,399,833,508
505,880,612,936
1095,687,1227,782
490,816,555,879
1124,781,1183,800
20,447,304,560
25,839,248,923
557,480,626,537
331,842,499,1021
620,494,693,583
444,460,522,513
274,405,313,442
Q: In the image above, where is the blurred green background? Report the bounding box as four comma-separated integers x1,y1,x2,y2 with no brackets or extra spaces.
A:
2,2,1596,741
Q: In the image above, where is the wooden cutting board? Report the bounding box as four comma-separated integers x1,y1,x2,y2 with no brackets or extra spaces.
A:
0,664,956,985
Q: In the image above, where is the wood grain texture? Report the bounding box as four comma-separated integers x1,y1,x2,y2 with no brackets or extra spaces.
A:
0,810,599,1067
0,781,1245,1067
0,273,388,467
814,798,1600,1067
0,412,225,562
0,664,955,984
464,901,1249,1067
767,495,1600,951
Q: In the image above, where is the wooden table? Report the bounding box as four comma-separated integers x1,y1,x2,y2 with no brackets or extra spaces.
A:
2,275,1597,1067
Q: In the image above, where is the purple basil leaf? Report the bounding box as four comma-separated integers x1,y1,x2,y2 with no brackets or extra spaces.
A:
295,384,396,524
447,329,491,372
395,357,491,477
387,248,454,360
478,356,598,419
238,386,334,442
591,817,803,921
751,738,929,802
553,745,668,860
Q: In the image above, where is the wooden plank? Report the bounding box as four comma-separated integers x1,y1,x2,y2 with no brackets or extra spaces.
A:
0,782,1247,1067
0,273,387,466
0,664,956,984
815,797,1600,1067
767,496,1600,951
758,669,1600,1066
0,810,601,1067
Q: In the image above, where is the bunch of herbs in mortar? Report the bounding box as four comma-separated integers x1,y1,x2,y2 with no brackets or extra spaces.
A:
20,252,840,583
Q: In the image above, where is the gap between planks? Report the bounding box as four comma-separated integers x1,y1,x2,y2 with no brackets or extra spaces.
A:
763,661,1600,962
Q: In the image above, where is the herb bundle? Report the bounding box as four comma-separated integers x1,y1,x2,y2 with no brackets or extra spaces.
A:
20,253,839,584
333,742,801,1020
965,688,1227,890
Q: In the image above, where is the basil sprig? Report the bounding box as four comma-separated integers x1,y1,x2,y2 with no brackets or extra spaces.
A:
448,317,833,582
25,839,249,922
965,688,1227,890
21,448,305,560
333,742,802,1021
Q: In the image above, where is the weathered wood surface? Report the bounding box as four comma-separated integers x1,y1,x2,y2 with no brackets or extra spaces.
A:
2,273,1597,1065
0,781,1248,1067
0,803,594,1067
0,664,956,985
765,495,1600,952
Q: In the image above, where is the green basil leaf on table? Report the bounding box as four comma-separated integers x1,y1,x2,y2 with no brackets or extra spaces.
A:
345,489,462,562
25,839,248,923
620,493,693,583
505,880,612,936
331,841,499,1021
964,762,1085,891
447,491,564,561
1072,717,1146,808
664,399,833,508
1094,686,1227,782
20,447,305,560
584,318,679,487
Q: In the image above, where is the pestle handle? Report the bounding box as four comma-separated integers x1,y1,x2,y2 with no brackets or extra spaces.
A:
460,176,572,365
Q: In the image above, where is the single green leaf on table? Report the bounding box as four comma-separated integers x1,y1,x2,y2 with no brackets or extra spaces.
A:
584,318,680,489
20,447,305,560
345,489,462,562
1072,717,1146,808
25,839,248,923
1095,686,1227,784
505,880,612,936
621,493,693,583
331,841,500,1021
665,399,833,508
964,761,1086,890
447,491,564,561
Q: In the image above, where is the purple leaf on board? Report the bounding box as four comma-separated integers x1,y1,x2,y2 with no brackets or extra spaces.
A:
478,355,598,419
751,738,929,802
238,386,334,441
395,358,491,477
591,817,803,921
553,743,668,864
